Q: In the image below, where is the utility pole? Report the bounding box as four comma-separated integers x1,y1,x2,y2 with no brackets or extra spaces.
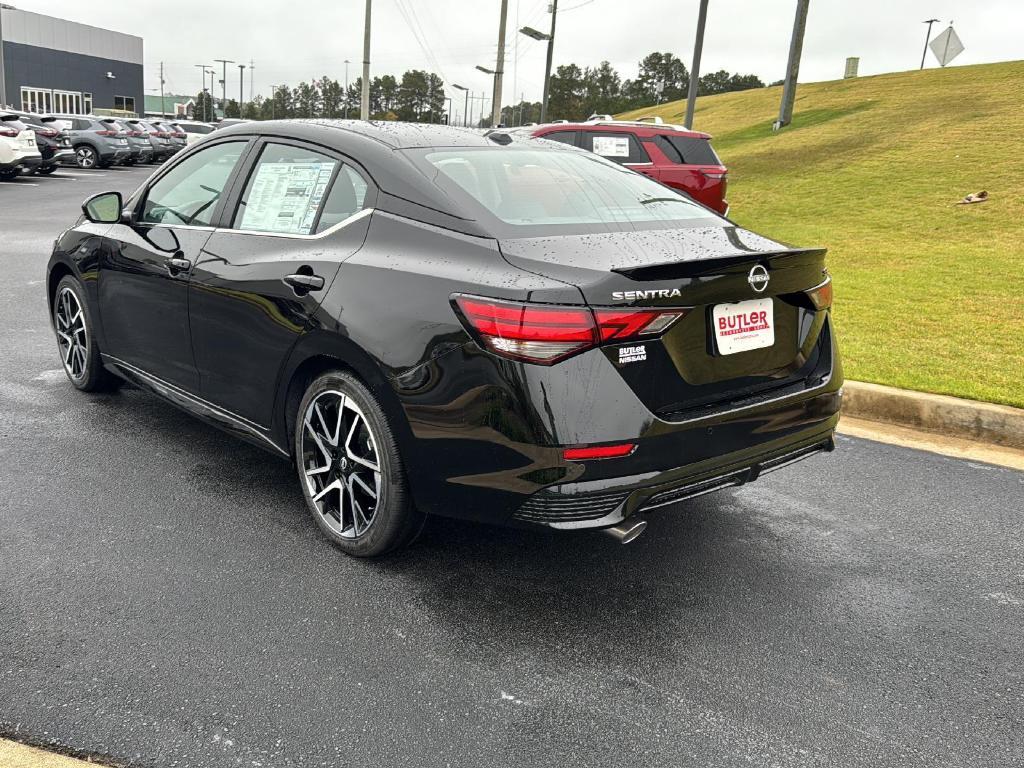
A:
452,84,469,128
775,0,810,130
159,61,166,119
214,58,234,114
238,64,245,115
684,0,709,129
920,18,939,69
491,0,509,127
194,64,211,121
0,3,7,109
361,0,372,119
249,60,255,102
541,0,558,122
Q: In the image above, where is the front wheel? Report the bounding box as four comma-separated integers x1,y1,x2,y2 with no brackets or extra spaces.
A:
0,168,19,181
36,165,57,175
295,371,424,557
52,276,121,392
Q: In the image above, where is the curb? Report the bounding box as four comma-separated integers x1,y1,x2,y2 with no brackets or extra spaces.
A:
841,381,1024,450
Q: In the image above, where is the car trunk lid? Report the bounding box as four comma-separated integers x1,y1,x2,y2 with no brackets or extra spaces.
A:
499,225,833,418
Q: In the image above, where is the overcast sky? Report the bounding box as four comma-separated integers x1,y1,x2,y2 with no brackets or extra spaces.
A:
18,0,1024,116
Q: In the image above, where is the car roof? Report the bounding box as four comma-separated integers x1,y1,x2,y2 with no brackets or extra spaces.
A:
531,119,712,140
216,119,545,150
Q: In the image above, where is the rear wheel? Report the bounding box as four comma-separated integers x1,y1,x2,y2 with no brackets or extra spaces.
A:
53,276,121,392
74,145,98,169
295,371,424,557
36,165,57,175
0,168,18,181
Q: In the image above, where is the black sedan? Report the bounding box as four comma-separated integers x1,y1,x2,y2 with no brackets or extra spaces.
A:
46,120,843,556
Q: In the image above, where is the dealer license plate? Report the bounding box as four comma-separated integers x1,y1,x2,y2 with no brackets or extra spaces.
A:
712,298,774,355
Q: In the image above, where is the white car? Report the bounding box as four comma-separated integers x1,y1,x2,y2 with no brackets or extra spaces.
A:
170,120,216,146
0,112,42,180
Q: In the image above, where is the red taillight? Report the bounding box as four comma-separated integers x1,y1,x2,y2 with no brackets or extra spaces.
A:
806,277,833,311
95,129,117,136
0,128,18,138
563,443,636,461
453,295,688,365
700,171,727,180
40,129,59,138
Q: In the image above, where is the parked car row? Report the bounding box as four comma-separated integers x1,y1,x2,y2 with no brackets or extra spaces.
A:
0,110,219,179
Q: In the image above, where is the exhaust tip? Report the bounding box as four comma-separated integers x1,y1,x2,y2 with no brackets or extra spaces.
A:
601,519,647,544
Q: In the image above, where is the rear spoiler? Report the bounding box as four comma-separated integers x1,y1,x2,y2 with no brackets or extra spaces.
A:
610,247,827,281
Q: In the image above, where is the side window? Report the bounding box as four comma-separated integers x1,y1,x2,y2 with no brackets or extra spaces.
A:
652,135,683,164
140,141,246,226
232,142,340,236
73,119,90,131
585,132,650,164
539,130,577,146
315,166,370,233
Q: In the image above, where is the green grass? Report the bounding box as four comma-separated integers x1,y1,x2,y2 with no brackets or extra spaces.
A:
619,61,1024,408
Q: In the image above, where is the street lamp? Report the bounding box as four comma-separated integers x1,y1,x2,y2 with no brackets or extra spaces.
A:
238,64,246,115
520,9,557,122
452,83,469,128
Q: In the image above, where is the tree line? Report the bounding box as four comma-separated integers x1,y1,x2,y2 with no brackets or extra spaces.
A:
194,52,763,126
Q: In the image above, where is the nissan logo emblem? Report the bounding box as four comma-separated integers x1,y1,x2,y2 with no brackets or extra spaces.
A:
748,265,770,293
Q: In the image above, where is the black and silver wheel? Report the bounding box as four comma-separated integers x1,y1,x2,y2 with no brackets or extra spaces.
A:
74,145,98,169
52,276,121,392
295,371,424,557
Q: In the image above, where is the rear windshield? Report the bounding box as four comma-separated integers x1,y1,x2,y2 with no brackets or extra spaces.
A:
1,114,28,131
654,134,721,166
416,147,719,236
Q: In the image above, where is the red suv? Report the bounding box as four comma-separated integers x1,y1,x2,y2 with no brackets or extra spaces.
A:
523,117,729,216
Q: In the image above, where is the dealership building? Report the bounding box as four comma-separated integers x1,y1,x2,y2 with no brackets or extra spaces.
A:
0,4,143,116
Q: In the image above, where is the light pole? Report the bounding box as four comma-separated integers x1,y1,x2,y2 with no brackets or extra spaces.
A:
344,59,351,118
684,0,709,129
920,18,940,69
214,59,234,114
238,64,246,115
775,0,810,130
0,4,7,109
194,64,212,121
519,16,555,122
475,65,496,126
361,0,372,119
452,84,469,128
445,96,452,125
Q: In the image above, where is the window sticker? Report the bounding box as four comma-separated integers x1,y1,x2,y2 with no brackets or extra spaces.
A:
592,136,630,157
240,161,336,235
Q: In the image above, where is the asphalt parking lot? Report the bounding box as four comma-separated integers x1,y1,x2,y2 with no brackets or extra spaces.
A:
1,167,1022,768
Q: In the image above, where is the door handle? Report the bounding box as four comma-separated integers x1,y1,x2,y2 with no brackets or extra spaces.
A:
167,256,191,273
283,273,325,292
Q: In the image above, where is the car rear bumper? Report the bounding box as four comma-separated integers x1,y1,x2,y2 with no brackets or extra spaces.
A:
395,314,844,527
515,420,838,529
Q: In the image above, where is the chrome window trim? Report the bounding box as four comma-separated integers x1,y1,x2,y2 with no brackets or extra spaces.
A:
217,207,374,240
101,354,289,456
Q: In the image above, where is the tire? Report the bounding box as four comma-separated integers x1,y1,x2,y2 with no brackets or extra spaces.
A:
37,165,57,175
0,168,18,181
52,275,122,392
294,370,424,557
74,145,99,169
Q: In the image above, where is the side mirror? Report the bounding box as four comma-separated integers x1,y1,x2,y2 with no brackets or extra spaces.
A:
82,191,123,224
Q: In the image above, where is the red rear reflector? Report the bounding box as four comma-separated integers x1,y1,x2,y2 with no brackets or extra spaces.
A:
563,443,636,461
453,295,688,365
806,277,833,310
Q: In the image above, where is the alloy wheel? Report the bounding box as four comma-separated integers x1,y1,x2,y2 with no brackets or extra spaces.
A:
76,147,96,168
301,390,383,539
54,287,88,381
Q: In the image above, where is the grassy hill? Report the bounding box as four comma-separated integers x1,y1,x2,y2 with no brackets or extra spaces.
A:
619,60,1024,408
